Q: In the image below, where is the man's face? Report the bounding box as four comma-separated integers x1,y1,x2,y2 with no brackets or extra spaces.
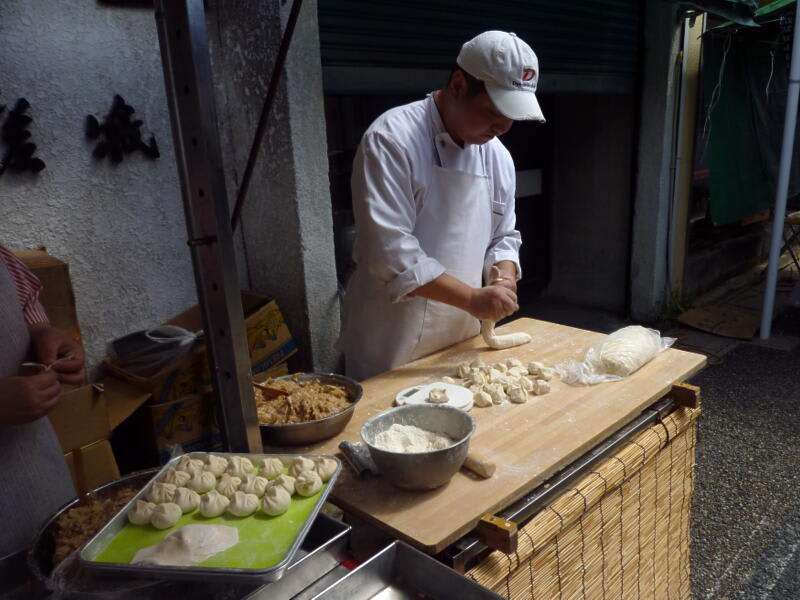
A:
448,74,513,145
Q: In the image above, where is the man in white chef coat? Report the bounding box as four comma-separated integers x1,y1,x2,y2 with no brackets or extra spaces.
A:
340,31,545,381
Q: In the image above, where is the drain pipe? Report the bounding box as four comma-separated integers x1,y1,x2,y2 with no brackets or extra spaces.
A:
760,1,800,339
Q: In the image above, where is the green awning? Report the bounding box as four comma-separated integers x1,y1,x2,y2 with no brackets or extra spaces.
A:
670,0,759,26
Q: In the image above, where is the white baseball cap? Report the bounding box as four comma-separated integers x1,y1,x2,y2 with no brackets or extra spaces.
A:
457,31,545,122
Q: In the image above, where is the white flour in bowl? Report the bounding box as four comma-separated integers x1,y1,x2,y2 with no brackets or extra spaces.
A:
372,424,455,453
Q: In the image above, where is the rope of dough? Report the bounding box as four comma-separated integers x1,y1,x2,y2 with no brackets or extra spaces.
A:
480,320,531,350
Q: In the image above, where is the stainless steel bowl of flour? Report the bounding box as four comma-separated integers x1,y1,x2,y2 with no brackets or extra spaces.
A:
360,405,476,490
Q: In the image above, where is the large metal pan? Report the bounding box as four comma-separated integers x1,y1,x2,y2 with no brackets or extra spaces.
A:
259,373,362,446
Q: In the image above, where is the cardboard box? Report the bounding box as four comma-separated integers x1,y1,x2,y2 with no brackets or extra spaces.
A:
13,249,82,345
64,439,120,490
103,292,297,404
48,384,110,453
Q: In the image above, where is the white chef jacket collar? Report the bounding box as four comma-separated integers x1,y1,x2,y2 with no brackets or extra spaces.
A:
427,93,479,152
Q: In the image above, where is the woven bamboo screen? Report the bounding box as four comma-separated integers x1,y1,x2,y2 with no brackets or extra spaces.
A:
467,405,701,600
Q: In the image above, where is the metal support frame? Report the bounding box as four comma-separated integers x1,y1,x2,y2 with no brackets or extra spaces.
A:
154,0,261,453
439,396,677,573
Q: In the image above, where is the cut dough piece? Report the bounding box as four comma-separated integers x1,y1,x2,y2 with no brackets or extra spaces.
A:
506,357,524,369
494,363,509,374
473,390,493,408
528,361,545,377
457,363,472,379
532,379,551,395
538,367,555,381
470,358,486,369
520,376,534,392
469,369,488,387
508,366,528,378
481,320,532,350
507,384,528,404
427,388,449,404
441,376,456,385
486,383,507,404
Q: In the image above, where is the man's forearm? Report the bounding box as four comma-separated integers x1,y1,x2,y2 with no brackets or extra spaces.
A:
408,273,474,312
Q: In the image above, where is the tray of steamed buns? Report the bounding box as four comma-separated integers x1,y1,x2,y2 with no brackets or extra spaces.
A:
79,452,341,584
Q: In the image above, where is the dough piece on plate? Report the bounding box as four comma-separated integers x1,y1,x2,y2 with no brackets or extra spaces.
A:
262,485,291,516
226,456,254,478
259,457,284,480
128,500,157,525
205,454,228,477
481,320,532,350
532,379,551,395
162,467,191,487
173,487,201,513
187,469,216,494
148,482,177,504
270,474,296,496
288,457,315,478
151,502,182,529
228,491,259,517
313,457,338,482
507,384,528,404
473,390,493,408
217,474,242,498
295,470,323,497
199,490,230,518
427,387,449,404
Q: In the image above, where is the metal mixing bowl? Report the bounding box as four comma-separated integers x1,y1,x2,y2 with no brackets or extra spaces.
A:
361,405,476,490
259,373,363,446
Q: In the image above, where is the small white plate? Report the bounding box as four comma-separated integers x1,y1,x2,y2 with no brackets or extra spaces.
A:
394,382,473,412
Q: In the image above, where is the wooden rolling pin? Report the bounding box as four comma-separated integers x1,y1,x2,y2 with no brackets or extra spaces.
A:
463,452,496,478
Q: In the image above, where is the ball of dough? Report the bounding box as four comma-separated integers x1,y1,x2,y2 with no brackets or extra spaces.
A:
486,383,507,405
270,474,296,496
508,366,528,378
162,467,191,487
473,390,493,408
528,361,545,377
228,491,259,517
172,487,201,513
150,502,182,529
176,455,204,473
469,369,488,387
261,485,291,516
457,362,471,379
532,379,551,395
226,456,254,478
488,368,503,383
128,500,156,525
187,469,216,493
217,474,242,498
507,384,528,404
259,457,284,480
147,482,177,504
427,387,449,404
313,457,337,482
199,490,230,518
538,367,555,381
205,454,229,477
295,470,323,497
240,474,269,497
520,376,534,392
288,457,315,478
469,358,485,369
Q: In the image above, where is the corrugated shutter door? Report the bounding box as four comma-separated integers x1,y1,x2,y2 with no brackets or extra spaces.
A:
318,0,641,94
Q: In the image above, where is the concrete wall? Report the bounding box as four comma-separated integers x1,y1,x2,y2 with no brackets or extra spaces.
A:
208,0,341,372
0,0,196,371
548,94,636,313
630,1,682,321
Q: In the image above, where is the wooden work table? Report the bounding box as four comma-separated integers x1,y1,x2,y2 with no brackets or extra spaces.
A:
289,318,706,554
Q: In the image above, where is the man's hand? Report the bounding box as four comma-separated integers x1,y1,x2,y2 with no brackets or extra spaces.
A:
28,325,86,385
0,371,61,426
467,285,519,321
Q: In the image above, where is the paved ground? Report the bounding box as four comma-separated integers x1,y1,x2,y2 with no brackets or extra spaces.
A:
689,307,800,599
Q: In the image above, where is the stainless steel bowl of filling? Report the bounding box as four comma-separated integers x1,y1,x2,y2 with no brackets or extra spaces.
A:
257,373,363,446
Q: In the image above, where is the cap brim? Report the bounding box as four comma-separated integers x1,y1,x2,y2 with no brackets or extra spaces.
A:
486,84,545,122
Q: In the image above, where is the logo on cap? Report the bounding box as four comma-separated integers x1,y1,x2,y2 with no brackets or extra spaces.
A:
522,68,536,82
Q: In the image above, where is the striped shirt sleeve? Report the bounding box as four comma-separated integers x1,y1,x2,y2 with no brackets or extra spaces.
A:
0,245,49,325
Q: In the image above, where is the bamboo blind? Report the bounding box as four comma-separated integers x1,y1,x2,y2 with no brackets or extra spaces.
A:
467,404,701,600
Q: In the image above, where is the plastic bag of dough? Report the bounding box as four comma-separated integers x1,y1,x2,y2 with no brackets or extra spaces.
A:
555,326,675,385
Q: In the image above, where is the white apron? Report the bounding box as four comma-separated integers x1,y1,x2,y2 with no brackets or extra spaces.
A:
342,140,493,381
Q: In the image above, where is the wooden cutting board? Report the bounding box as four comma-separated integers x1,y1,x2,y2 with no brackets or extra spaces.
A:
285,318,706,554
